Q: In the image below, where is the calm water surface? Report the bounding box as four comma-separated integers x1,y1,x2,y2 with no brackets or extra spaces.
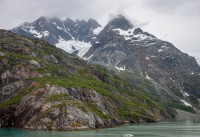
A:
1,118,200,137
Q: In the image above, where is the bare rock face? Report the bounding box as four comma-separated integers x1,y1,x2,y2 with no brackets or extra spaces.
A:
44,84,69,95
0,52,5,56
28,60,41,68
0,81,28,102
44,55,58,64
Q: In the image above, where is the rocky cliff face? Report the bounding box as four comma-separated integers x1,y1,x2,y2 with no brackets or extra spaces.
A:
0,30,175,130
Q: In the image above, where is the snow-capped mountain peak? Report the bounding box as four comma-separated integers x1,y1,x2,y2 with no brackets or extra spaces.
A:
12,16,101,58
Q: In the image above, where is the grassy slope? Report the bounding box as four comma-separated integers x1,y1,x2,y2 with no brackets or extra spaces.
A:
0,31,175,124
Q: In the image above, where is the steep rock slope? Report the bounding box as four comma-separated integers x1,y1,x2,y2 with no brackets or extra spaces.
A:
84,15,200,111
0,30,175,130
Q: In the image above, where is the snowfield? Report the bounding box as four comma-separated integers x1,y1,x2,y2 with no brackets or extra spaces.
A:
55,37,92,58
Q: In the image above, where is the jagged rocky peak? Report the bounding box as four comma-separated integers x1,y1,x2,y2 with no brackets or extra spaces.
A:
35,16,48,22
64,17,75,23
133,28,143,34
32,16,52,27
12,16,101,42
87,18,101,28
95,15,156,42
11,16,102,57
107,15,134,30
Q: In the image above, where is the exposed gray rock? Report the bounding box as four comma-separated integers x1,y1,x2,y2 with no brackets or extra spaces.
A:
45,55,58,64
28,60,41,68
0,52,5,56
45,84,69,95
0,81,28,102
67,88,108,113
66,106,96,128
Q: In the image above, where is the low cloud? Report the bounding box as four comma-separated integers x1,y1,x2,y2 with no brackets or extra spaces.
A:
143,0,200,17
0,0,200,53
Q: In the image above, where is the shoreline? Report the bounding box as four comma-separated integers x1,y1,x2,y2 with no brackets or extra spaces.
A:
0,119,160,132
1,109,199,132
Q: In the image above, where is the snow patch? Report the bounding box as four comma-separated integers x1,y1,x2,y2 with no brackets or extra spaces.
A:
63,27,75,40
170,78,175,82
180,90,190,97
113,28,135,40
183,92,189,97
134,34,149,41
143,41,157,47
42,31,49,37
158,49,163,52
57,26,63,30
93,27,103,35
145,57,150,60
115,65,126,72
161,46,170,50
180,100,192,107
55,37,92,58
83,54,94,61
113,28,135,36
113,28,155,41
115,61,126,72
158,46,170,53
29,29,42,38
145,72,153,80
151,55,157,58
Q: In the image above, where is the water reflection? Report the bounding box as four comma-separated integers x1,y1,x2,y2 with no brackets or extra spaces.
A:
174,116,200,123
0,117,200,137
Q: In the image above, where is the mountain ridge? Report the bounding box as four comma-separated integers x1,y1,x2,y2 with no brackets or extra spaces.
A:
12,15,200,112
12,16,102,57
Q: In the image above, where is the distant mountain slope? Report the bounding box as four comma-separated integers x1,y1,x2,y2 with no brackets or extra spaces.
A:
84,15,200,110
12,17,102,58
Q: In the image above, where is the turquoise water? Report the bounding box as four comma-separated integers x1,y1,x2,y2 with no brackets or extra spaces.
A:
1,118,200,137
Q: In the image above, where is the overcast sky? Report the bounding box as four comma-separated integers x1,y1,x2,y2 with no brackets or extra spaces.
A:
1,0,200,53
